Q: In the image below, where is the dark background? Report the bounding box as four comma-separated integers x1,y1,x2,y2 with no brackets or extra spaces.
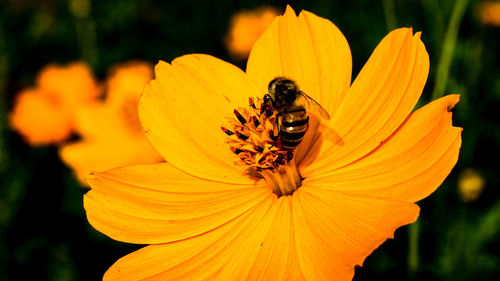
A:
1,0,499,280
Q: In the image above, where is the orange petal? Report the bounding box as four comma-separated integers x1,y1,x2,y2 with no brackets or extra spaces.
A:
292,187,419,281
247,196,307,281
9,89,72,145
60,98,162,183
106,61,153,107
71,103,124,140
84,163,273,244
225,6,280,60
307,28,429,172
102,193,276,281
246,6,352,115
304,95,462,203
37,62,100,106
59,136,161,183
139,54,261,183
60,141,106,182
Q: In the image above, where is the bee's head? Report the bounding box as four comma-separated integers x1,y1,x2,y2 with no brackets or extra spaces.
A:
267,77,299,109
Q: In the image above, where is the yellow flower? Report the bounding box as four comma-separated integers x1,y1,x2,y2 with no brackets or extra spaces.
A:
226,6,279,60
458,168,485,202
59,62,163,183
84,7,462,281
478,1,500,26
9,62,100,145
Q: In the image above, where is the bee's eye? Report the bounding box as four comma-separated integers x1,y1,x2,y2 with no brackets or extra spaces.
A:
268,79,278,94
268,84,274,94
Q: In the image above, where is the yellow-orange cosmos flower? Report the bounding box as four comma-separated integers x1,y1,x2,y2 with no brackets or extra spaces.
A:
60,62,163,183
84,7,462,281
479,1,500,26
226,6,279,60
9,62,100,145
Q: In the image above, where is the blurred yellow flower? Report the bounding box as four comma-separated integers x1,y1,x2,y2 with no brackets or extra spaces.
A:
479,1,500,26
458,168,485,202
84,7,461,281
59,62,163,183
226,6,279,60
9,62,100,145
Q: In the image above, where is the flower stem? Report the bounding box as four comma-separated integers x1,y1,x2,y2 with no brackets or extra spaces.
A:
431,0,469,100
70,0,98,68
382,0,397,31
408,218,420,279
0,24,8,171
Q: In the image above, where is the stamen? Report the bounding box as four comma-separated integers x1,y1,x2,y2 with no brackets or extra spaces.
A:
222,97,303,197
234,109,247,124
221,127,234,136
252,116,260,127
260,159,302,197
254,145,264,152
231,147,243,154
269,130,278,141
249,97,256,109
260,100,273,117
236,132,249,141
264,106,273,118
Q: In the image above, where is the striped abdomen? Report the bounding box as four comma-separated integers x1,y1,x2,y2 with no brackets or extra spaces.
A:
280,106,309,150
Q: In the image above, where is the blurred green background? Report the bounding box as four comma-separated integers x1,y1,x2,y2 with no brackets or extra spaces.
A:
1,0,499,280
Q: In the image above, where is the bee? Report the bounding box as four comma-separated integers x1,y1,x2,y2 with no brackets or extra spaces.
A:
264,77,330,150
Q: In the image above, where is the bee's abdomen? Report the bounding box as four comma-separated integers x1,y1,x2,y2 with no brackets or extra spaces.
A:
280,107,309,150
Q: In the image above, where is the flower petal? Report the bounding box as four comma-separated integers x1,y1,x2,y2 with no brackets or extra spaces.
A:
9,89,72,145
60,101,162,183
292,187,419,281
304,95,462,203
102,192,276,281
213,196,282,280
246,196,307,281
307,27,430,171
37,62,100,106
106,61,153,106
226,6,279,60
59,136,161,183
84,163,273,244
246,6,352,115
71,103,124,140
139,54,261,184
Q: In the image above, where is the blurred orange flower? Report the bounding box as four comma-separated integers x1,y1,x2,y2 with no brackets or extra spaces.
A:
226,6,279,60
9,62,100,145
59,62,163,183
84,7,462,281
479,1,500,26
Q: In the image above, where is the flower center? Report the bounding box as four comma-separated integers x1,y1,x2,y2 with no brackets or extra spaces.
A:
222,97,302,197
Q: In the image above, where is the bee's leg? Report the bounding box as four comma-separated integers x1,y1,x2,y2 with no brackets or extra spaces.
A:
263,94,272,105
271,112,281,143
277,113,282,132
261,94,274,117
261,94,271,113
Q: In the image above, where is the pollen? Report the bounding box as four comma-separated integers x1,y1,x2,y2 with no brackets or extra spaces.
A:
223,97,302,197
223,97,288,170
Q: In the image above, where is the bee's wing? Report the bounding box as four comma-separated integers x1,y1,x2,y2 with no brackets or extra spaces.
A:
297,91,331,120
321,123,345,146
296,91,344,146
